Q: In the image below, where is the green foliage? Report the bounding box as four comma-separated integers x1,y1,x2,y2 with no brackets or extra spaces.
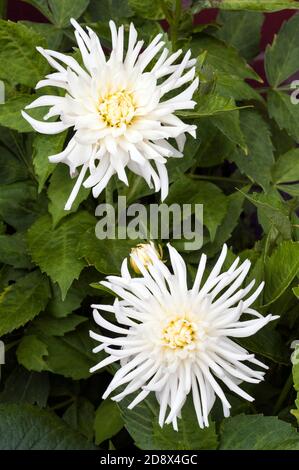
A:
0,404,95,449
0,0,299,451
119,395,218,450
219,414,299,449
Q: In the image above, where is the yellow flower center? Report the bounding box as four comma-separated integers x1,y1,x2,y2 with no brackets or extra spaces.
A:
98,90,135,127
162,318,197,350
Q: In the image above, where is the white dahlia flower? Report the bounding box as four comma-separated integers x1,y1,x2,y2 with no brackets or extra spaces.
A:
90,244,278,430
22,19,198,210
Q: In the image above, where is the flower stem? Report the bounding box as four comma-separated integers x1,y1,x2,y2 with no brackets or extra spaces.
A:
273,372,294,415
171,0,182,50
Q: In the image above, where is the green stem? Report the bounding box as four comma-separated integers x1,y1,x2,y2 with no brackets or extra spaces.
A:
273,372,294,415
257,85,293,94
187,174,248,184
50,397,75,411
171,0,182,50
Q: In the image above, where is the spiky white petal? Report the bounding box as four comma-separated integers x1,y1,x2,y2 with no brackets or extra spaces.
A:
90,244,279,430
22,19,198,209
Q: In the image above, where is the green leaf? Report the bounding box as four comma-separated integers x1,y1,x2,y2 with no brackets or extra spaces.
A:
167,175,228,241
0,366,49,407
209,110,247,152
128,0,165,19
196,119,236,168
291,345,299,423
237,323,288,365
219,414,299,450
0,270,50,336
17,334,49,372
33,132,67,193
265,13,299,87
46,278,89,318
18,323,96,379
0,181,46,231
0,145,27,184
48,0,90,27
272,148,299,184
231,109,274,191
48,165,90,226
216,11,263,60
80,231,140,275
0,403,95,449
38,323,96,379
31,313,87,336
194,0,299,11
243,190,292,240
0,233,32,268
205,189,246,256
86,0,133,21
119,395,218,450
0,95,46,133
0,20,48,87
27,212,94,299
268,89,299,142
94,400,124,445
263,241,299,306
178,94,241,119
63,398,95,441
192,36,260,81
22,0,90,27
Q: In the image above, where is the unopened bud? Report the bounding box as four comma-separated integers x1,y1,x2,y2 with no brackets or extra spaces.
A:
130,242,163,274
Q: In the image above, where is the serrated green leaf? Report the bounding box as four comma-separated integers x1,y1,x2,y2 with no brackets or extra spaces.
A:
166,175,228,241
0,233,32,268
194,0,299,12
94,400,124,445
0,270,50,336
80,232,141,275
219,414,299,450
0,181,46,231
38,323,96,379
268,89,299,142
31,313,87,336
27,212,95,299
272,148,299,184
192,36,261,81
22,0,90,27
216,11,263,60
119,395,218,450
63,398,95,441
48,165,90,226
0,95,46,133
0,20,48,87
263,241,299,306
265,13,299,87
0,145,27,184
87,0,133,21
242,190,292,240
0,366,49,407
231,109,274,191
0,403,95,449
128,0,165,19
33,132,67,193
237,323,288,365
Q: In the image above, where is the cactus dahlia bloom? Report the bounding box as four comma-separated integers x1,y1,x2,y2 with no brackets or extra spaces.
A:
22,19,198,210
90,244,278,430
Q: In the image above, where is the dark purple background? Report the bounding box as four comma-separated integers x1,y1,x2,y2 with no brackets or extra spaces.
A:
6,1,298,83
